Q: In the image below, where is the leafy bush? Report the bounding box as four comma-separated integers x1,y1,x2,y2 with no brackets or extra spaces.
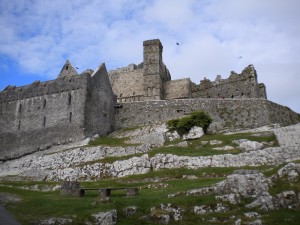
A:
167,110,212,135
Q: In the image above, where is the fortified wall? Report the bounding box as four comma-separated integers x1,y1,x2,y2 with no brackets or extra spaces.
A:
191,65,267,99
0,62,115,160
115,99,299,130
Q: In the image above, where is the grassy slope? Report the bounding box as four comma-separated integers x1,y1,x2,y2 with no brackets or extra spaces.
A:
0,132,299,225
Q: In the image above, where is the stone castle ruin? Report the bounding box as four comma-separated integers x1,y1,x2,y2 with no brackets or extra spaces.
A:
108,39,266,102
0,39,299,160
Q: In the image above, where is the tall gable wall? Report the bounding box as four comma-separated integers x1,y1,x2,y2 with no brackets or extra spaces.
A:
85,64,116,136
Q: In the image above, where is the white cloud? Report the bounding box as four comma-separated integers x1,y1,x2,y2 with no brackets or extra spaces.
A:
0,0,299,112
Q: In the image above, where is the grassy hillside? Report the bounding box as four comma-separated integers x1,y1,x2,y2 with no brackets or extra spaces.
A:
0,132,299,225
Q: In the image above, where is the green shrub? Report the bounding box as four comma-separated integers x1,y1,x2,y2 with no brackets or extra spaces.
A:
166,118,180,129
167,110,212,135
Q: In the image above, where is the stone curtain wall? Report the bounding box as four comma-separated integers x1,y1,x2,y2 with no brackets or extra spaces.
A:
164,78,192,99
0,75,89,160
108,64,144,103
192,65,267,99
115,99,299,130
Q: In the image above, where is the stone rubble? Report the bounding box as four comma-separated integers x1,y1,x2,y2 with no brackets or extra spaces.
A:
123,206,137,217
182,126,204,140
92,210,117,225
232,139,264,152
33,218,73,225
215,194,241,204
213,146,235,151
193,203,228,215
160,204,183,221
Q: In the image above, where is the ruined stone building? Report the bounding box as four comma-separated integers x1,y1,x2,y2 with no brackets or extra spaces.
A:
0,39,299,160
0,63,115,160
109,39,266,103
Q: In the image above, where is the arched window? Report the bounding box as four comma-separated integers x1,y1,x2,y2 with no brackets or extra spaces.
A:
65,65,69,70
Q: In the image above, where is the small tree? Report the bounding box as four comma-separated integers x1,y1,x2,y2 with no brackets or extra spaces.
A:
167,110,212,136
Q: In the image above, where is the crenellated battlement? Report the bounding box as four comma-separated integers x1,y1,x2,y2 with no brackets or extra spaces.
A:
192,64,266,99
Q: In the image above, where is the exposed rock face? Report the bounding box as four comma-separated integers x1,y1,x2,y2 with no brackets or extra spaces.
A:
165,130,180,141
182,126,204,140
33,218,72,225
274,123,300,147
92,210,117,225
245,193,274,211
216,194,241,204
172,170,270,198
273,191,299,209
123,206,137,217
160,204,183,221
1,124,300,183
276,162,300,182
233,139,264,152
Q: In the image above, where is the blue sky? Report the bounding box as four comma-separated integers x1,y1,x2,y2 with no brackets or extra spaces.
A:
1,0,300,113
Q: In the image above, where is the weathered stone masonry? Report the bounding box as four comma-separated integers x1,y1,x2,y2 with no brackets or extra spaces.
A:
0,63,115,160
115,98,299,130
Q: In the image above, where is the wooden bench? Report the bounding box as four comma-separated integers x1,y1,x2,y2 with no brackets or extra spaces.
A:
80,187,139,202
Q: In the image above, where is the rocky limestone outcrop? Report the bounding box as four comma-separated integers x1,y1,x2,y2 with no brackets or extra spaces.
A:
182,126,204,140
92,210,117,225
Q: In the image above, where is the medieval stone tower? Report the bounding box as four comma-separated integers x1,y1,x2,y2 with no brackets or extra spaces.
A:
143,39,171,100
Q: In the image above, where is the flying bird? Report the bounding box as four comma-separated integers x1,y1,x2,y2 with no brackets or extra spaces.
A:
238,56,242,59
75,67,79,69
176,42,180,45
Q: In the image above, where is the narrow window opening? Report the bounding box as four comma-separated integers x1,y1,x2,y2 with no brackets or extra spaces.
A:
19,104,22,113
43,117,46,126
18,121,21,130
43,99,46,108
68,94,72,105
69,112,72,122
65,65,69,70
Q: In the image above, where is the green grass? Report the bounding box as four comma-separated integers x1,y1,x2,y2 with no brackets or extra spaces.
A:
2,163,300,225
